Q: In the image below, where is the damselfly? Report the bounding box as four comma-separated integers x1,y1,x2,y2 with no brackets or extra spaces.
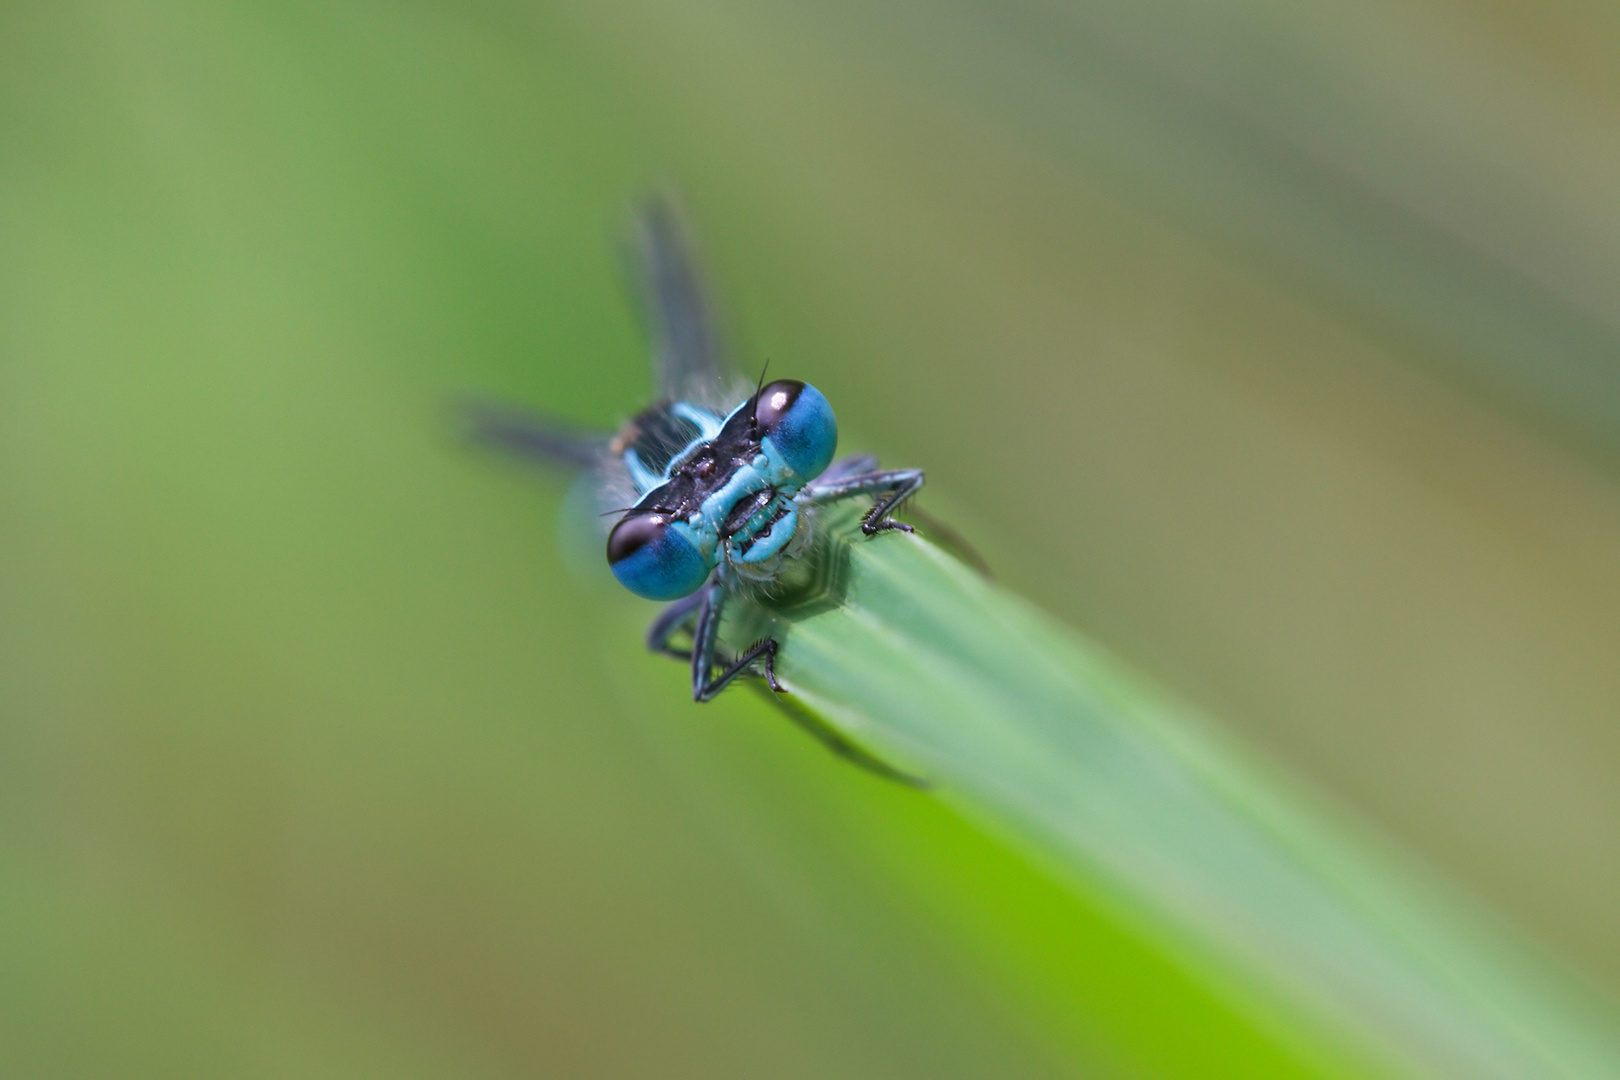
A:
469,201,925,704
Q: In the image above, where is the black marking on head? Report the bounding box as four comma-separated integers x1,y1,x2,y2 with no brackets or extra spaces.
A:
622,391,786,525
620,401,702,477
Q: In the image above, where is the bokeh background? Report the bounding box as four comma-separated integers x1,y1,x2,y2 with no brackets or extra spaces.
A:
3,1,1619,1077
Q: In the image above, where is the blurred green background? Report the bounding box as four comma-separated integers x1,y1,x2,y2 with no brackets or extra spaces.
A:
3,1,1619,1076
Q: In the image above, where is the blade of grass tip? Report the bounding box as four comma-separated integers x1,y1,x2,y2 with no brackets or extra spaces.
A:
731,527,1620,1080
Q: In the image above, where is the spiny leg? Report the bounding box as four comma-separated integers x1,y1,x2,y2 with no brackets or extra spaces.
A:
814,461,987,574
649,568,924,783
806,468,925,535
645,589,707,661
688,579,785,702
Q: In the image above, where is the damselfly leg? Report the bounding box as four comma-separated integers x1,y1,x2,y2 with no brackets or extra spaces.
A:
806,467,926,535
644,589,706,661
647,577,784,702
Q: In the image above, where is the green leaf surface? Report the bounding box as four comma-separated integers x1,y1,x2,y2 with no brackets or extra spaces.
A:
724,522,1620,1079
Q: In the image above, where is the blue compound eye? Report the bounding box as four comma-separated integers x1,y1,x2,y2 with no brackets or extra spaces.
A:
755,380,837,482
607,513,711,600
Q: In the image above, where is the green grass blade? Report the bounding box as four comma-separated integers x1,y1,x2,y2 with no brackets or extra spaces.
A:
728,526,1620,1079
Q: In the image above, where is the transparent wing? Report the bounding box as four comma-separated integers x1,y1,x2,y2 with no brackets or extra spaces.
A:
630,197,734,405
458,397,636,534
457,397,611,470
